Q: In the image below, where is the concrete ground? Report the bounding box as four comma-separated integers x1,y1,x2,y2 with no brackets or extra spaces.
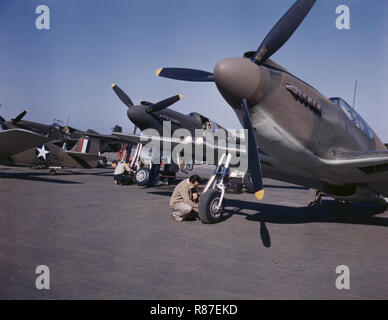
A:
0,164,387,300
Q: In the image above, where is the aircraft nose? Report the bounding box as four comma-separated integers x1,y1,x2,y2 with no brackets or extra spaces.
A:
213,57,269,106
127,105,163,133
127,106,146,131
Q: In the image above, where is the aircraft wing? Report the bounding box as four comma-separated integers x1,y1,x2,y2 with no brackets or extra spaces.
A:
72,131,123,143
73,131,280,169
113,132,197,146
319,151,388,196
320,150,388,168
0,129,50,158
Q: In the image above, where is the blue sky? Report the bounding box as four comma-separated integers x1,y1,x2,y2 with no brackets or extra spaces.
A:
0,0,387,140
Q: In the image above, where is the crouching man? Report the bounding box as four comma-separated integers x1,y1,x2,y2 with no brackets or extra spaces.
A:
170,175,201,222
113,161,134,185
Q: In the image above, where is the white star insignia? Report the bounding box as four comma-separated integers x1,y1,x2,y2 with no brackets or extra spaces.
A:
36,145,50,160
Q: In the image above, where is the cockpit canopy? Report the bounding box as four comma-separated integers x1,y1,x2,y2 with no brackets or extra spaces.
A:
329,97,374,139
187,112,224,132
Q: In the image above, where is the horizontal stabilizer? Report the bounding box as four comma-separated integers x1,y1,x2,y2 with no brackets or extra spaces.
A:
65,151,100,168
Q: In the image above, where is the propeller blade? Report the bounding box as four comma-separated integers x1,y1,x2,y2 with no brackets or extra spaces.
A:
253,0,316,64
156,68,214,82
146,94,183,113
112,84,134,107
12,109,28,124
241,98,264,200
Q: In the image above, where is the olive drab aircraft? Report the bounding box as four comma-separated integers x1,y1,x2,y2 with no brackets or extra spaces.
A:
0,108,123,174
100,0,388,224
155,0,388,219
106,84,231,187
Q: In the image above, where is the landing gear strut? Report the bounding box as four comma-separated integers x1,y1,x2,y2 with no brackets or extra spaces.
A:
198,153,232,224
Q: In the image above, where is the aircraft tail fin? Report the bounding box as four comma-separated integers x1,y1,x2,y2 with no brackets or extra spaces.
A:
71,136,100,154
86,129,99,134
112,125,122,133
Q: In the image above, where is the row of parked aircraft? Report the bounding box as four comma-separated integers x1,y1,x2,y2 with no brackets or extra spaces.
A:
2,0,388,224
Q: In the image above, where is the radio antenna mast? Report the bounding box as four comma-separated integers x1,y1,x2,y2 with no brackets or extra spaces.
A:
352,80,358,109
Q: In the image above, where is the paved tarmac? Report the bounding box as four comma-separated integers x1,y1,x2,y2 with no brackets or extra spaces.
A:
1,165,388,299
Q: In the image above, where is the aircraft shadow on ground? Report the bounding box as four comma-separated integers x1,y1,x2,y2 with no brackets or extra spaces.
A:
0,172,82,184
224,199,388,227
60,169,113,177
146,186,388,229
142,184,388,248
223,199,388,248
263,184,308,190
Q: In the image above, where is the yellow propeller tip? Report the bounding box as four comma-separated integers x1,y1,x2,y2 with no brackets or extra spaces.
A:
178,94,183,99
111,83,116,88
155,68,163,76
255,189,264,200
25,109,28,113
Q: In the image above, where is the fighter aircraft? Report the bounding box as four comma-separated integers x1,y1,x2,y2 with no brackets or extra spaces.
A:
1,108,123,153
0,109,122,174
105,0,388,224
109,84,230,186
149,0,388,222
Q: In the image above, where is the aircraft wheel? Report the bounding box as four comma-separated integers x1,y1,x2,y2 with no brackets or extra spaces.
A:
135,168,150,186
243,173,255,194
198,189,224,224
49,169,56,175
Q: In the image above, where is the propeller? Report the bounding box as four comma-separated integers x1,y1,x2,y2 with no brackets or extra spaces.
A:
252,0,316,65
241,98,264,199
156,68,214,82
112,83,182,113
156,0,315,78
155,0,317,200
112,84,134,107
145,94,182,113
12,109,28,124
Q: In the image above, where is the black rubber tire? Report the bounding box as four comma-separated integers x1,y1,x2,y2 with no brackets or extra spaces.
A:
49,169,56,176
198,189,224,224
135,168,150,186
243,173,255,194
